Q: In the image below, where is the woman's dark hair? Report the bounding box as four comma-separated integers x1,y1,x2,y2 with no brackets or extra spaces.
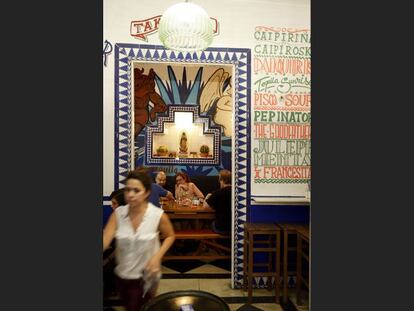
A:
125,167,152,192
176,171,190,183
109,188,126,206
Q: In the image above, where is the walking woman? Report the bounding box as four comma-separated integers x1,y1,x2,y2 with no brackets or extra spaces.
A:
103,168,175,311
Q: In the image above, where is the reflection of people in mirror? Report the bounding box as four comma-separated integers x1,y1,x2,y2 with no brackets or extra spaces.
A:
155,171,167,188
203,169,232,234
179,132,188,153
175,172,204,202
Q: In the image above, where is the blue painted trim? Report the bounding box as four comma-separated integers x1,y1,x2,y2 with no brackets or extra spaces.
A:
115,43,250,54
114,44,120,189
246,49,252,223
250,204,310,224
251,195,306,198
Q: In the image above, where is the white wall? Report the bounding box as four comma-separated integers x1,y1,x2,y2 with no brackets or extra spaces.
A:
103,0,310,195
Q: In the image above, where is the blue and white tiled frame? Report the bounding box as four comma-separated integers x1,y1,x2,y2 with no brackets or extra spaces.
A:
114,44,250,288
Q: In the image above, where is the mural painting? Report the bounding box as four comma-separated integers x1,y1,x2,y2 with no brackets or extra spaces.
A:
133,63,234,178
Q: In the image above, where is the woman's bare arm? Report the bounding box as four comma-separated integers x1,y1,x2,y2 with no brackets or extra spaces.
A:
190,182,205,199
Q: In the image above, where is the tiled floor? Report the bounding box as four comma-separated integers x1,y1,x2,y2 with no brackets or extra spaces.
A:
185,263,230,274
105,263,309,311
110,304,284,311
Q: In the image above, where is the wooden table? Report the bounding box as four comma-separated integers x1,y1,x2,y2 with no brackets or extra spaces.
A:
162,202,215,230
161,202,229,261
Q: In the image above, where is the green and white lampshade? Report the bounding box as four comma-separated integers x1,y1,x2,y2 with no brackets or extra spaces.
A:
159,2,213,52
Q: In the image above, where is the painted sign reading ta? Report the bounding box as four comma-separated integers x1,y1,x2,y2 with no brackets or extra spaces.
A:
131,15,220,41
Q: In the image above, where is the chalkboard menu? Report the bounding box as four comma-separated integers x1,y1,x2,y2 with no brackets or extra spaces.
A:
251,26,311,198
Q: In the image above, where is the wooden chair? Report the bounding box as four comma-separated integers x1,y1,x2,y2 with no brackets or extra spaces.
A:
277,223,309,303
243,223,281,304
296,226,310,306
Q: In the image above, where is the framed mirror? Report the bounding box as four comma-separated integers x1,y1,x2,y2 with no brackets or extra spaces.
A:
114,44,251,288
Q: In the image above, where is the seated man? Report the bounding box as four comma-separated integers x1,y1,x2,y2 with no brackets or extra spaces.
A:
203,169,232,234
155,170,175,200
155,170,167,188
149,180,174,208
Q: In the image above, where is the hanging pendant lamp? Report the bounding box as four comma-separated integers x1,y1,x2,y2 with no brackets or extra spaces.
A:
158,1,213,52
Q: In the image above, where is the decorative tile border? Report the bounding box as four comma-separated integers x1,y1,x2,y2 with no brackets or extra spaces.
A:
114,44,251,288
145,105,221,165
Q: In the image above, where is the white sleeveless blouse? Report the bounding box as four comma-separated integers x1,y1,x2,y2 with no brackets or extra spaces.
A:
114,203,163,279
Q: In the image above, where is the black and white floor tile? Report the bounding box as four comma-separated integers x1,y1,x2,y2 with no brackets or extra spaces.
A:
104,261,309,311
